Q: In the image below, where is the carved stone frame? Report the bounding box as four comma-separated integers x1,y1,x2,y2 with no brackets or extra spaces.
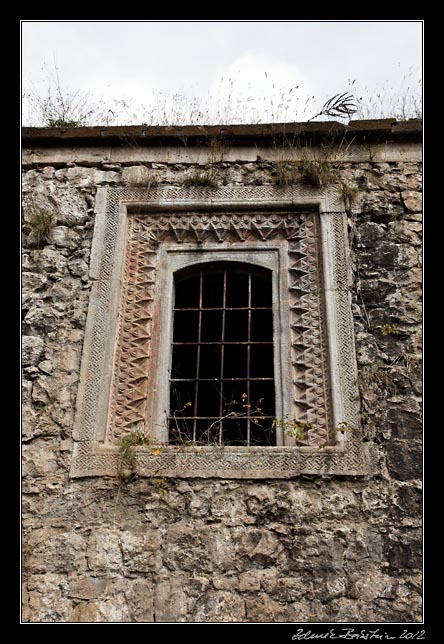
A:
71,185,372,478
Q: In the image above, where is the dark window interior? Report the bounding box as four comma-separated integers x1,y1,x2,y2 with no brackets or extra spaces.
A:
169,262,276,446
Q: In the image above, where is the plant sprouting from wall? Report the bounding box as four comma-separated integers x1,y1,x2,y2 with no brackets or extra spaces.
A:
117,429,154,480
24,200,58,247
340,180,359,212
271,417,312,445
183,168,219,188
381,323,400,336
299,147,339,188
274,160,300,186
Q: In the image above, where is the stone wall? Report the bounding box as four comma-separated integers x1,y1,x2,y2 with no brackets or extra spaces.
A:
22,127,422,623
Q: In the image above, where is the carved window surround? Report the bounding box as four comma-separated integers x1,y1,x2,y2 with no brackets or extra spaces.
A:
71,185,373,479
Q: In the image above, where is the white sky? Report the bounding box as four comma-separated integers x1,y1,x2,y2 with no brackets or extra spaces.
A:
21,20,423,125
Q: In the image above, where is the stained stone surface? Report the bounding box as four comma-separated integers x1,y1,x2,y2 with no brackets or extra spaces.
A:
22,146,422,623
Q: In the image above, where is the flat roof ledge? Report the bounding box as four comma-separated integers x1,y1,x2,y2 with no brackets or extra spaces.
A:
21,119,422,147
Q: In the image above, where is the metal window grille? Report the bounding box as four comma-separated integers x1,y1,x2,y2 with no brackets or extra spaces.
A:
169,262,276,446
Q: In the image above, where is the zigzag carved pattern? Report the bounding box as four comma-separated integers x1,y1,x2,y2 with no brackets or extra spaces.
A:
107,210,333,446
108,216,157,440
79,187,124,441
288,214,331,446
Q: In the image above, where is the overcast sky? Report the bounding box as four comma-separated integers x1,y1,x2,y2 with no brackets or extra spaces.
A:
21,20,423,125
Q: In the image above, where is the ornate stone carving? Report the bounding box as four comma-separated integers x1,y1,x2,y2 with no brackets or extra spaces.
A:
71,186,371,478
107,210,332,447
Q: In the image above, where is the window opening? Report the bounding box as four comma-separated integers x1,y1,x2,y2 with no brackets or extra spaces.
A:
169,262,276,446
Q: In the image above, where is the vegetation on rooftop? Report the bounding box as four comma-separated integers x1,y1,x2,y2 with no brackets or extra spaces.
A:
22,62,421,129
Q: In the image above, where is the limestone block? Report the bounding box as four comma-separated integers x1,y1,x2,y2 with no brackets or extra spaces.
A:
326,576,347,599
353,574,396,601
238,570,261,592
23,573,71,622
38,360,53,375
22,378,33,404
70,603,99,623
244,592,287,622
24,528,87,575
93,169,121,184
234,528,285,565
154,579,188,622
23,300,60,335
31,378,52,405
22,439,59,478
120,530,163,573
357,221,387,248
86,529,123,574
394,244,420,270
22,272,48,294
50,226,81,250
22,336,44,366
122,165,155,186
67,257,89,278
56,346,81,374
186,494,211,518
401,190,422,212
163,524,215,573
68,575,110,600
63,166,96,186
193,590,246,622
212,574,238,590
388,220,422,245
126,578,155,622
385,439,422,480
29,247,68,274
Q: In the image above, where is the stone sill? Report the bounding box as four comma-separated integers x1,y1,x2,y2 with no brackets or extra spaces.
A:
71,443,374,479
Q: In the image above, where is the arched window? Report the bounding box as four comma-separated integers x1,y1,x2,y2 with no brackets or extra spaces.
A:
169,262,275,446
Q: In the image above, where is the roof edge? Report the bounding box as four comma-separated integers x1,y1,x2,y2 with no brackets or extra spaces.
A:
21,118,422,146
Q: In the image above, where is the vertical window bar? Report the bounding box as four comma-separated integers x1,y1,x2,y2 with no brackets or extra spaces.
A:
219,268,227,445
246,271,252,446
193,270,203,442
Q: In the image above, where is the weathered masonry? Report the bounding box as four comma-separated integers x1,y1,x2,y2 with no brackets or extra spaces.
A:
22,120,422,623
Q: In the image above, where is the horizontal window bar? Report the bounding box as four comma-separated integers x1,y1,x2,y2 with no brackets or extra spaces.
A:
174,307,272,312
168,416,275,420
170,377,274,382
172,341,273,346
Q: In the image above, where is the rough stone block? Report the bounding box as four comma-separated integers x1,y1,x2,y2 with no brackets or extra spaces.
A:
70,602,100,623
67,257,89,278
22,336,44,366
86,530,123,574
234,528,285,566
50,226,81,249
238,570,262,592
28,247,68,274
385,439,422,480
401,190,422,212
120,530,163,573
126,578,155,622
22,272,48,293
122,165,155,186
154,579,188,622
22,438,59,478
163,524,216,573
244,592,287,622
386,408,421,440
194,590,246,622
68,575,109,600
23,573,71,622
